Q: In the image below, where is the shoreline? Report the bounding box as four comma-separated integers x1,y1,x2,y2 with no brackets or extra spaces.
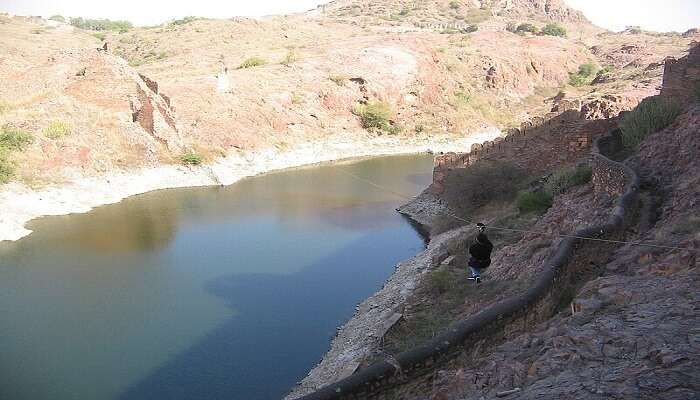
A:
286,226,467,399
0,129,500,242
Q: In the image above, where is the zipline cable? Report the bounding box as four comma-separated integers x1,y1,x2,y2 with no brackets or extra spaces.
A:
337,167,698,253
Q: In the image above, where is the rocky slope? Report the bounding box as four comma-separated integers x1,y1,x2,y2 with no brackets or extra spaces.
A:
1,4,694,189
401,104,700,400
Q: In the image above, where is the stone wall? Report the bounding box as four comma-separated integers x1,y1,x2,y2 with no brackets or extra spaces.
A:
295,135,640,400
660,43,700,103
431,104,615,194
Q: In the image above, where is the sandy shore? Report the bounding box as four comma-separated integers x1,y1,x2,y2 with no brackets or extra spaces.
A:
0,129,499,242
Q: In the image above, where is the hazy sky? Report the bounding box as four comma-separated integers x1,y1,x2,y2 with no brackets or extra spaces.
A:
0,0,698,32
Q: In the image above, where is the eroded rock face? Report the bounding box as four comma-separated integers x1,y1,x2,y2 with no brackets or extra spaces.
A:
129,72,183,152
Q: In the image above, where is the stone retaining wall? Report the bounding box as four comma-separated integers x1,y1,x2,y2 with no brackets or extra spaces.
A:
295,135,639,400
431,105,613,194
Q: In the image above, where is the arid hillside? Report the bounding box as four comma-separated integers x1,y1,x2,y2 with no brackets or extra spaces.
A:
0,2,696,188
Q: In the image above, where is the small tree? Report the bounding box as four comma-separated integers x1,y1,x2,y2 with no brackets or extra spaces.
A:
569,63,598,86
541,23,567,37
49,15,65,23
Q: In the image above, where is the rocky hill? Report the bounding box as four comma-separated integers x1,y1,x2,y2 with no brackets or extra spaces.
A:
0,4,694,190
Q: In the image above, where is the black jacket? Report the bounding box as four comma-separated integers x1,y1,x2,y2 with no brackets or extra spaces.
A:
468,234,493,268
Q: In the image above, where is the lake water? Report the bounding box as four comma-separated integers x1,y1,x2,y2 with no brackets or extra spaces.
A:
0,154,433,400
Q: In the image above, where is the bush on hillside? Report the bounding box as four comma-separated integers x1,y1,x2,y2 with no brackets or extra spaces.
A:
44,121,72,139
49,15,65,23
179,152,203,166
506,22,518,33
516,23,538,34
238,57,267,69
545,164,592,195
541,23,567,37
352,101,395,133
516,190,553,214
0,125,33,151
569,63,598,86
619,96,681,150
449,1,461,9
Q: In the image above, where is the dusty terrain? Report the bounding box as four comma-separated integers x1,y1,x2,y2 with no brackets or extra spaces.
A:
0,1,694,219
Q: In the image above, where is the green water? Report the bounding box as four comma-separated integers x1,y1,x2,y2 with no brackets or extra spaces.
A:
0,154,433,400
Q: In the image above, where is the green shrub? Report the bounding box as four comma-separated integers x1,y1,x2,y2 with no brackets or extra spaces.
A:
627,26,642,34
237,57,267,69
695,80,700,102
0,100,10,115
92,32,106,41
179,152,203,165
545,164,592,195
516,23,538,34
569,63,598,86
506,22,518,33
352,101,395,132
620,96,681,150
449,1,461,10
0,126,33,151
49,15,65,23
541,23,567,37
43,121,72,139
329,74,349,86
517,190,553,214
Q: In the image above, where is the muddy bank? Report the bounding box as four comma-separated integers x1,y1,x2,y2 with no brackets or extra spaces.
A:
0,129,499,242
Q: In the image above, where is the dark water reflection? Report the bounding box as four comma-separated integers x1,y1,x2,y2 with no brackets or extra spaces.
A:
0,155,433,400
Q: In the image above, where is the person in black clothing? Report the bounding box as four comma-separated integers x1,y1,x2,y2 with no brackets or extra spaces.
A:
467,223,493,283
